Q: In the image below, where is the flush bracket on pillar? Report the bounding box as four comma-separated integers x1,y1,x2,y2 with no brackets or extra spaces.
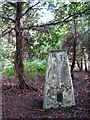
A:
57,91,63,103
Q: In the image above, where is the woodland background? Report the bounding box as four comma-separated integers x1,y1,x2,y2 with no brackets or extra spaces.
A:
0,0,90,119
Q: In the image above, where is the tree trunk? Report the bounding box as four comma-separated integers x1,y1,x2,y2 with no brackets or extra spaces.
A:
71,19,77,78
83,52,87,72
87,35,90,72
77,60,81,71
77,58,83,71
87,15,90,71
15,2,29,90
80,58,83,71
14,2,37,91
88,55,90,71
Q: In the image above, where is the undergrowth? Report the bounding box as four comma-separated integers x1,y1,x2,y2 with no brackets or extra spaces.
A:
24,60,46,78
1,60,46,78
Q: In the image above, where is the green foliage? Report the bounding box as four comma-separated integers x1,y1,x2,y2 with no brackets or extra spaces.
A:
4,66,14,77
24,60,46,78
0,43,11,73
2,61,14,77
2,60,46,78
42,2,47,6
0,1,90,78
0,44,9,59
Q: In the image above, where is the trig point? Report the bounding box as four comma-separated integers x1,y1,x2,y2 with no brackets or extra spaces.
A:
43,50,75,109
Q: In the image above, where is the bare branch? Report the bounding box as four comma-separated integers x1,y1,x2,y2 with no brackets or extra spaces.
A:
20,2,40,19
0,28,15,38
0,15,15,23
30,15,72,28
2,28,8,35
8,2,16,8
29,8,90,28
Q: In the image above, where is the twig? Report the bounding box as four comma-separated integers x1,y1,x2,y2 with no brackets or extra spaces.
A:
0,15,15,23
21,105,45,112
29,8,90,28
20,2,40,19
0,28,15,38
8,2,16,8
33,108,45,112
21,105,32,109
73,110,80,116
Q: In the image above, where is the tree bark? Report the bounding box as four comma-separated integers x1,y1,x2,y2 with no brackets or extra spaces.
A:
83,52,87,72
80,58,83,71
71,19,77,78
15,2,29,90
87,34,90,72
77,60,81,71
77,58,83,71
14,2,37,91
87,15,90,71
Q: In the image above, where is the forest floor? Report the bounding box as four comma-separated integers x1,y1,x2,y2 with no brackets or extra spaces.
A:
2,71,90,119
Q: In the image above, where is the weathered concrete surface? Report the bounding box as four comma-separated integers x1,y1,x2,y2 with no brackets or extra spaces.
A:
0,74,2,119
43,50,75,109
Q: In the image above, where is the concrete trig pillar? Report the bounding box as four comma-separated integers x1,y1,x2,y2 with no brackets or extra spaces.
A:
43,50,75,109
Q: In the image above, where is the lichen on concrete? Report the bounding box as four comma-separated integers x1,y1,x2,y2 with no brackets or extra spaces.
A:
43,50,75,109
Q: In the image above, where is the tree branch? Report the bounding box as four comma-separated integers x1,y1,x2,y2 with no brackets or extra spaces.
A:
0,28,15,38
20,2,40,19
0,15,15,23
8,2,16,8
30,15,72,28
2,28,8,35
29,8,90,28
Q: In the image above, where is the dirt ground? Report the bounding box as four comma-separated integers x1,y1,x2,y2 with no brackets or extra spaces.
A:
2,71,90,119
